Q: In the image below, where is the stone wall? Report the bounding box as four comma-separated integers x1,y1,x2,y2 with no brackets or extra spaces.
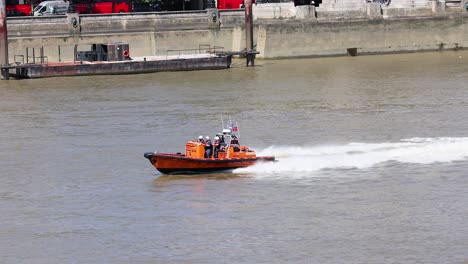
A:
5,8,468,62
256,13,468,58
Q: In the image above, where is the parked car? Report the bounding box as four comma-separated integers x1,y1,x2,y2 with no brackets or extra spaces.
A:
33,0,69,16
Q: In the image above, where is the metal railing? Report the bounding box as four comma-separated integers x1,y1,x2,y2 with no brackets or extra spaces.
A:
25,47,48,64
14,55,24,65
165,44,225,59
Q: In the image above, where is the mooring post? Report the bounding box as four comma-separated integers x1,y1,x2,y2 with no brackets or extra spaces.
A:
244,0,255,67
0,0,10,79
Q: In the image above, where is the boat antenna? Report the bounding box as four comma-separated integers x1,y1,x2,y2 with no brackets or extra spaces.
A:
221,114,225,130
236,121,240,139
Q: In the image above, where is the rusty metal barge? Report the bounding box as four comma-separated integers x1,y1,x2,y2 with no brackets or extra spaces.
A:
7,54,232,79
3,43,232,79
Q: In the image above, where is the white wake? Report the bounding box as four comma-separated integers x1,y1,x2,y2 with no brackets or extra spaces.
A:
235,137,468,174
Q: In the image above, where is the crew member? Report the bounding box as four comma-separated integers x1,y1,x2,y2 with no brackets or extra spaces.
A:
219,135,226,152
198,135,205,144
213,136,220,158
204,136,213,158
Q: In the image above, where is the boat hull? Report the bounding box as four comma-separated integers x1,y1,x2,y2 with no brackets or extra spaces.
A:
144,152,275,174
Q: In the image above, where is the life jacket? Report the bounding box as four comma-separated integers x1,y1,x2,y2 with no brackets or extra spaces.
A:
214,140,220,148
205,139,212,148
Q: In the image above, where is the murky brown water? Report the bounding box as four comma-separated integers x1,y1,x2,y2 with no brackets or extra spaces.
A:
1,51,468,263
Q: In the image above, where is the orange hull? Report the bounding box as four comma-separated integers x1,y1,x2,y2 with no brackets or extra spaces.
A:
144,152,275,174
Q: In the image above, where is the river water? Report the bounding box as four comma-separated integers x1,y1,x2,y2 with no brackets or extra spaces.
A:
1,51,468,263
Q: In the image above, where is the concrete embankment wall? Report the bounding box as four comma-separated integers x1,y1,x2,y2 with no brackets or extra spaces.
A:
256,14,468,58
5,9,468,62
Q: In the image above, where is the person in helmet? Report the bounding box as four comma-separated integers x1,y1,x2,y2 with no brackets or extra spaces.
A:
220,134,226,148
204,136,213,158
198,135,205,144
213,136,221,158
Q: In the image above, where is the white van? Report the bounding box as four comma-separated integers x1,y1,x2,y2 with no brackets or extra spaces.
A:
33,1,69,16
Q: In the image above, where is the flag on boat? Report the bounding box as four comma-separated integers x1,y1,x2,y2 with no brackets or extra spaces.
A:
229,124,238,132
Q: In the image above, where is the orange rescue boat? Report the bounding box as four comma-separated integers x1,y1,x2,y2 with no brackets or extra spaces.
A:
144,128,275,174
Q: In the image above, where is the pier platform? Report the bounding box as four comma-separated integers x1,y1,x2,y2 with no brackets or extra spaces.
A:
3,53,232,79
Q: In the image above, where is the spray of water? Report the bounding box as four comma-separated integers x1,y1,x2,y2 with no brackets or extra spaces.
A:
235,137,468,174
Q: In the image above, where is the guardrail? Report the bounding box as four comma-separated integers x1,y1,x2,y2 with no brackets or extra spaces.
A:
166,45,225,59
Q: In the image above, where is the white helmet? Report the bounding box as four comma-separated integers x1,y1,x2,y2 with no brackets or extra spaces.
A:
198,135,203,139
205,136,210,140
215,136,219,140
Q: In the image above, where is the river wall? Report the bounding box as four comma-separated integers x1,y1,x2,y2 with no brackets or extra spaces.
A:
5,7,468,62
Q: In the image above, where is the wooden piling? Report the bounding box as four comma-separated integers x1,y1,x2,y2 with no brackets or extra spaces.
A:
244,0,255,67
0,0,10,79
